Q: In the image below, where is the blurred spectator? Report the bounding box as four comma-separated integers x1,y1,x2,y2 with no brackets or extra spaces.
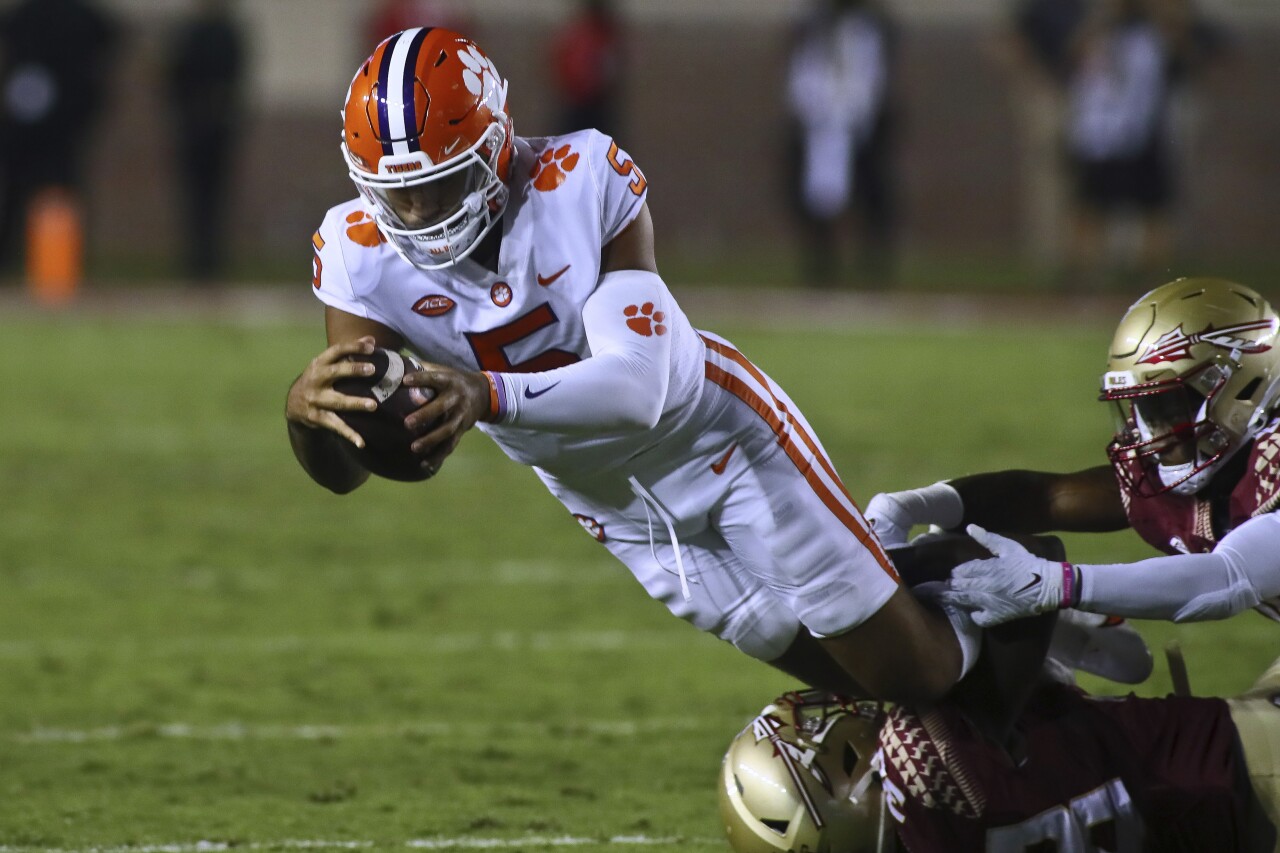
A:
366,0,474,51
549,0,626,137
0,0,118,280
992,0,1089,282
786,0,898,288
165,0,247,284
1063,0,1223,290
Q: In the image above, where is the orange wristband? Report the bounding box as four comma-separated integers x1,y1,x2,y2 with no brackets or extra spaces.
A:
483,371,504,422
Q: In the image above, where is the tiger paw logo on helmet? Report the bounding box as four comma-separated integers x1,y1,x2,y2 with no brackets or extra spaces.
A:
345,210,385,248
458,45,503,112
530,144,580,192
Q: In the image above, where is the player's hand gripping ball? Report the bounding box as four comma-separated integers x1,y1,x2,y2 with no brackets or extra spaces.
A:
334,347,437,481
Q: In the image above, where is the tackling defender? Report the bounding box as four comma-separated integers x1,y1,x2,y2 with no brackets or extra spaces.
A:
864,278,1280,627
284,29,978,702
719,655,1280,852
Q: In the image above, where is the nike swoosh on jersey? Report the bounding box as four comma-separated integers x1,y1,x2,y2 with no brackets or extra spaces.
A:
537,264,571,286
710,442,738,475
524,382,561,399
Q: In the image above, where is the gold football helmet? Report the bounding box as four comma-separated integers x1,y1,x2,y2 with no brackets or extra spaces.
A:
718,690,896,853
1101,278,1280,495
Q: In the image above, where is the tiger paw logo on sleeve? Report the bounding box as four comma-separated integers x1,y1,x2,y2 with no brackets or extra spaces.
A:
530,144,580,192
624,302,667,337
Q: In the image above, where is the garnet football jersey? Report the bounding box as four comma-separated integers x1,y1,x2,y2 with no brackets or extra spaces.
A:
877,681,1270,852
1117,417,1280,619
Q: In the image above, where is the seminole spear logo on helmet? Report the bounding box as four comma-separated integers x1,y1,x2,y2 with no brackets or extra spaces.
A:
1136,319,1278,365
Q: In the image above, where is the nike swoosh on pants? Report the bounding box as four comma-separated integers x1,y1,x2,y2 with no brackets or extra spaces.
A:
710,443,738,475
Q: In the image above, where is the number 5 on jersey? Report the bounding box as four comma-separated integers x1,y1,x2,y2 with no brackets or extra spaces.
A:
607,141,647,196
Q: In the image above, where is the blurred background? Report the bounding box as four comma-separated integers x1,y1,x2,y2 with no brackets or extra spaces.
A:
3,3,1279,845
1,0,1277,296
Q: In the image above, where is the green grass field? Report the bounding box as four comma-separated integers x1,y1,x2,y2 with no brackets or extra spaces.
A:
1,293,1275,851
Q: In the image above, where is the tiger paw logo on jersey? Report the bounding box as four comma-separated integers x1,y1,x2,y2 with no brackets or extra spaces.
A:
345,210,385,248
624,302,667,337
530,144,580,192
490,281,512,307
574,514,606,542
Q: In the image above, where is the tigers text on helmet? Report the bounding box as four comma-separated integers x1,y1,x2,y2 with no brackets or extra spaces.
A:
718,690,896,853
341,28,514,270
1101,277,1280,496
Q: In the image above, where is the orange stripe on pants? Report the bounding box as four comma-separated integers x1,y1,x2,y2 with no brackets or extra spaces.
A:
704,360,898,581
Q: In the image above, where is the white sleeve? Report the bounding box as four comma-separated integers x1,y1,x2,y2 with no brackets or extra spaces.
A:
1078,513,1280,621
488,269,672,431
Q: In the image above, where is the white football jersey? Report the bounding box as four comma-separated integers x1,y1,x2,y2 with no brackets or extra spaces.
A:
311,129,900,655
311,130,706,478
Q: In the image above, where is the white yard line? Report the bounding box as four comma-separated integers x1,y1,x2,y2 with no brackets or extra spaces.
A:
0,836,719,853
407,838,716,849
0,629,695,660
12,717,735,744
1,560,627,591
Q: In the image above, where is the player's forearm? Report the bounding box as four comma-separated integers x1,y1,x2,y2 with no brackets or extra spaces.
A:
489,349,667,431
948,471,1060,532
1078,514,1280,621
287,420,370,494
952,468,1126,533
488,268,674,432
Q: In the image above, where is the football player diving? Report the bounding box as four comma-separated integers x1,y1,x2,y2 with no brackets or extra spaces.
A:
284,29,979,703
864,278,1280,628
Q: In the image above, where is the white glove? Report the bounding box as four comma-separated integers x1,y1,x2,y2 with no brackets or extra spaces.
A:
863,481,964,548
864,492,913,548
940,525,1077,627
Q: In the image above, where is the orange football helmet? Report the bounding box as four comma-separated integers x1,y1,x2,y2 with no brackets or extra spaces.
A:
341,28,514,269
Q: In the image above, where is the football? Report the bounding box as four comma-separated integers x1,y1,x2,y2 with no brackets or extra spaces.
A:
333,347,436,482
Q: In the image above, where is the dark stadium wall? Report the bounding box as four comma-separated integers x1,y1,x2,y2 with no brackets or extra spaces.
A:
85,18,1280,283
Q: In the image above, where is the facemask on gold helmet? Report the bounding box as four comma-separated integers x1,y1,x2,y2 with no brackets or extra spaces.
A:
718,690,896,853
1101,278,1280,496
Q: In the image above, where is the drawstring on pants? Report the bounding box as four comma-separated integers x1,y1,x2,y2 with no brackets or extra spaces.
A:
628,476,692,602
